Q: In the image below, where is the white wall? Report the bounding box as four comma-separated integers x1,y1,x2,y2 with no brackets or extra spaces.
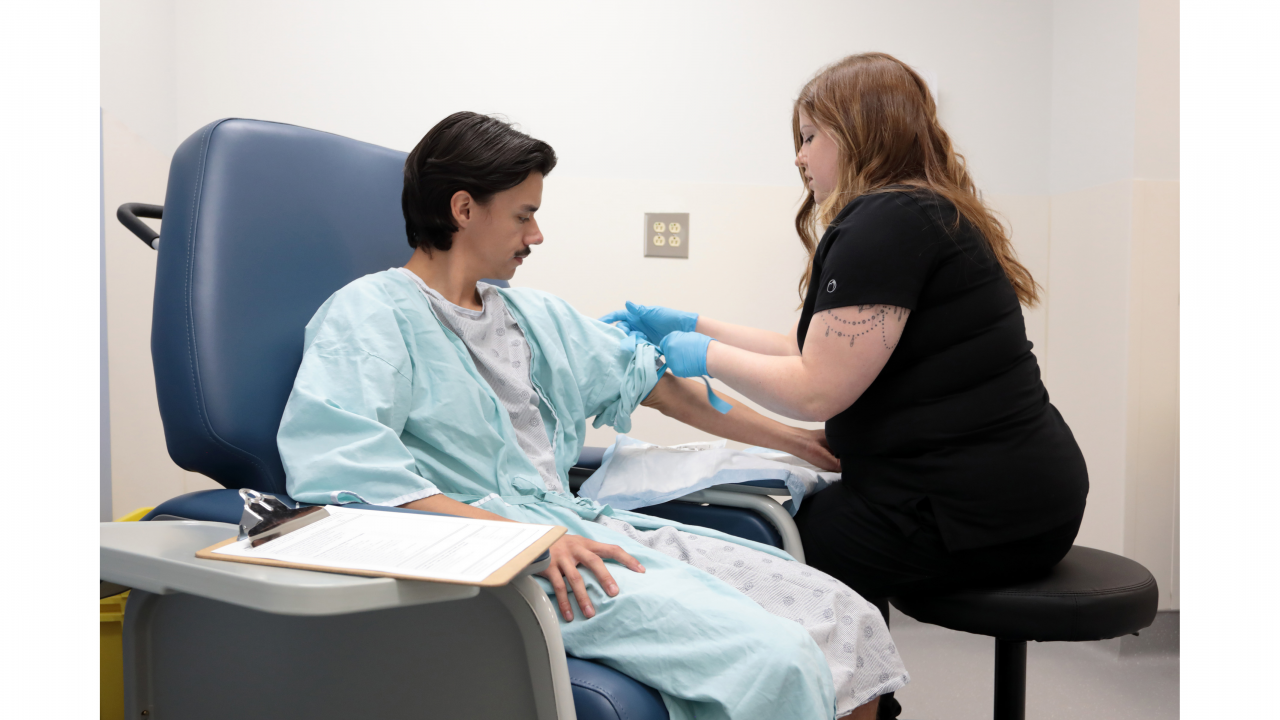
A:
101,0,176,155
167,0,1053,192
101,0,1178,605
102,0,218,517
101,111,113,522
1049,0,1140,195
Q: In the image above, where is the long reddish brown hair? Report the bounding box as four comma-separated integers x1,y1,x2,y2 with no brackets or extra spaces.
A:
793,52,1040,306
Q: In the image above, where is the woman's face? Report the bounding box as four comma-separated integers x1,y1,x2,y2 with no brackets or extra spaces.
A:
795,110,839,204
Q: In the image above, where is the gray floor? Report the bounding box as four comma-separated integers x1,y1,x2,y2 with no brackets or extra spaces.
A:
889,609,1179,720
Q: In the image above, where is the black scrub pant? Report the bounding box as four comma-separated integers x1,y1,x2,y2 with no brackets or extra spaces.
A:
793,480,1081,720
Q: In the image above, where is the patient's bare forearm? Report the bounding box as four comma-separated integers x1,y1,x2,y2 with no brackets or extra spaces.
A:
400,493,515,522
641,373,807,456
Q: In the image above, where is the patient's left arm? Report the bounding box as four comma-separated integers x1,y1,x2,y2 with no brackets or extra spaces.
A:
641,374,839,472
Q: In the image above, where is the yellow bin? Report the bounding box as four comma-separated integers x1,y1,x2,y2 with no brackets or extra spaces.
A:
100,591,129,720
102,507,152,720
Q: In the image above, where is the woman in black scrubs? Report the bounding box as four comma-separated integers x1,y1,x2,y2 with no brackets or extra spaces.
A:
608,52,1088,716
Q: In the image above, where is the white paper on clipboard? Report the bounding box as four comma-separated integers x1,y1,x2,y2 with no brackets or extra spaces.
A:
213,506,555,584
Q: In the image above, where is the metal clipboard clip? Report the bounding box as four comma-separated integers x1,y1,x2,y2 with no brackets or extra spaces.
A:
237,489,330,548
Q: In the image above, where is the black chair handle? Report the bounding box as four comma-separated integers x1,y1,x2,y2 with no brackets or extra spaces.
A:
117,202,163,250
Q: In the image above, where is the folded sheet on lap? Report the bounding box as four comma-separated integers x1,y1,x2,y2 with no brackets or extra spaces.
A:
578,435,840,514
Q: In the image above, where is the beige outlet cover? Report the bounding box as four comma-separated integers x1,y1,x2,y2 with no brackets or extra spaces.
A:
644,213,689,258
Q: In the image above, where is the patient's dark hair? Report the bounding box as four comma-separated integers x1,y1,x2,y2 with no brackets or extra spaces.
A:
402,112,557,251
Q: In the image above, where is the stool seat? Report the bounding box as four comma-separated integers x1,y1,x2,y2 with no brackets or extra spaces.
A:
892,546,1159,642
892,546,1160,720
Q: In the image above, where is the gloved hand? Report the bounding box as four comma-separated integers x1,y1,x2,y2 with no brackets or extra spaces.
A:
599,301,698,346
659,331,714,378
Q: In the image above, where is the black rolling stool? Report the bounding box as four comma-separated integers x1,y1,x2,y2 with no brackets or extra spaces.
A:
890,546,1159,720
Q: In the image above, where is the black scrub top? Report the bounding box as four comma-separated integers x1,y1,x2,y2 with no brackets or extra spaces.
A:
798,189,1088,551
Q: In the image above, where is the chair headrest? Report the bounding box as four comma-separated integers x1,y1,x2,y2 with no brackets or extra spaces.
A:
153,119,412,493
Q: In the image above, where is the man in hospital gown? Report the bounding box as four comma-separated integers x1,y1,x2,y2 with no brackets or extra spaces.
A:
277,111,906,720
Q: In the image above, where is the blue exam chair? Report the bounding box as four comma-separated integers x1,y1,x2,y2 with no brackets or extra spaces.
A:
119,117,802,720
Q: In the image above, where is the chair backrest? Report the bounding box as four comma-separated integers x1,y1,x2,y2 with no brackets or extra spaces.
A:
153,119,414,494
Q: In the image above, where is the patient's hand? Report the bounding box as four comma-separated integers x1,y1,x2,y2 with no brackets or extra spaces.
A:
540,534,646,622
793,428,841,473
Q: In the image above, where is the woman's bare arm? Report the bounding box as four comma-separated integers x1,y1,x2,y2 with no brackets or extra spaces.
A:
706,305,909,422
695,317,801,357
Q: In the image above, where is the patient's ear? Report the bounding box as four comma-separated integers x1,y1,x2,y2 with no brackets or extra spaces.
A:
450,190,474,228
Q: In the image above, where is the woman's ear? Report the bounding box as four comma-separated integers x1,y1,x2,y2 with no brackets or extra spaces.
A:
450,190,474,228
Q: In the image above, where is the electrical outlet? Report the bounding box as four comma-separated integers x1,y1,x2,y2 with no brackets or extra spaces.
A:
644,213,689,258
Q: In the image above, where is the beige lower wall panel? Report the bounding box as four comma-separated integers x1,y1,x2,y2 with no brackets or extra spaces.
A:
1170,440,1179,609
1124,179,1179,608
1045,181,1135,556
103,110,222,518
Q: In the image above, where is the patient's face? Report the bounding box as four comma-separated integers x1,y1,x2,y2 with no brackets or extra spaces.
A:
469,172,545,280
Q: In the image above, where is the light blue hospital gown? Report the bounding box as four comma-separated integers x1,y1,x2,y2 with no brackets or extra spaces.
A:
278,269,907,719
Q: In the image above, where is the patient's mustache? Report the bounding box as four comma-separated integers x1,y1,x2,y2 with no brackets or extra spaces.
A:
516,248,532,258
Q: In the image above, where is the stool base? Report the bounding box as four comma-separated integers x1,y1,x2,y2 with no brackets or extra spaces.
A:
993,638,1026,720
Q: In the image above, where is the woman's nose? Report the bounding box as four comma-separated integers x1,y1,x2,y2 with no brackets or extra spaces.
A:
795,151,805,169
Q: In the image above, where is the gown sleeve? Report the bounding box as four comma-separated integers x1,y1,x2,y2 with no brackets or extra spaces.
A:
507,289,662,434
582,327,662,434
277,284,442,507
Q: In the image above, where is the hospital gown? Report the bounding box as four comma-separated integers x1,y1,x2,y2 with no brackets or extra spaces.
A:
278,269,907,719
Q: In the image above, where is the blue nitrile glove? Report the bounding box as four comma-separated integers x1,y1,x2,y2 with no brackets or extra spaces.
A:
599,301,698,347
657,332,733,414
659,331,713,379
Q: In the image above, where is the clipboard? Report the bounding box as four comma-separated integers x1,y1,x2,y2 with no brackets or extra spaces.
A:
195,490,565,588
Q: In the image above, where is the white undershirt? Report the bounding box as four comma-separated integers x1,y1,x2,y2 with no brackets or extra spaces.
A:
397,269,564,494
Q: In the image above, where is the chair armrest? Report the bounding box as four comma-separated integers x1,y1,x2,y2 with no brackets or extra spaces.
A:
566,446,607,494
671,488,804,563
569,447,791,496
574,446,606,471
572,446,804,561
703,479,790,496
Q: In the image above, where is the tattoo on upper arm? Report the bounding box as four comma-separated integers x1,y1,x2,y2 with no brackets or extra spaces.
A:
818,305,910,350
